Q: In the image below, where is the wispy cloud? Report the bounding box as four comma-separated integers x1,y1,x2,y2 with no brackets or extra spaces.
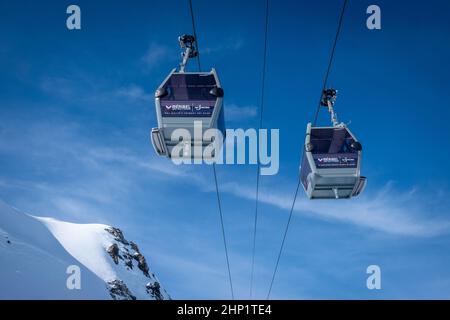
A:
2,114,448,238
225,103,258,121
39,74,152,107
203,36,244,55
0,118,194,221
40,76,79,100
2,113,450,300
116,85,152,103
141,42,172,68
219,181,450,237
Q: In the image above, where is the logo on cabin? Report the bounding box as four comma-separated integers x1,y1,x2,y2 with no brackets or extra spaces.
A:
317,157,339,163
166,104,192,111
341,157,356,163
194,105,210,111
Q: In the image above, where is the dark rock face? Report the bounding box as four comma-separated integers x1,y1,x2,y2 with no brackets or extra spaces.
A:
105,227,129,245
128,241,149,276
107,279,136,300
107,243,120,264
130,241,140,253
135,253,150,276
146,281,163,300
103,227,170,300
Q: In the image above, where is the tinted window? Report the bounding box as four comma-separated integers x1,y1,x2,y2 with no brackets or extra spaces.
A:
161,73,217,101
310,128,356,154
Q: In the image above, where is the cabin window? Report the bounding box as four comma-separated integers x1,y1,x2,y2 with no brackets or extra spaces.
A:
310,128,356,154
161,74,217,101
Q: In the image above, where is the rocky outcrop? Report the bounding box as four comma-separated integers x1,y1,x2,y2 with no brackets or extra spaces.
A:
146,281,163,300
107,243,120,264
105,227,129,245
104,227,170,300
107,279,136,300
130,242,150,276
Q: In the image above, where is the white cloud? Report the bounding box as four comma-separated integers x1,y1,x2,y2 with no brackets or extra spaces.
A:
51,197,106,220
219,181,450,237
39,73,151,107
0,118,197,220
116,84,152,103
141,42,171,68
40,76,78,99
203,37,244,55
84,146,192,179
3,113,450,299
225,104,258,121
2,114,449,238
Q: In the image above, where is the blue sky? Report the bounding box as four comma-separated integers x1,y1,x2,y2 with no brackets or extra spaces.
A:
1,0,450,299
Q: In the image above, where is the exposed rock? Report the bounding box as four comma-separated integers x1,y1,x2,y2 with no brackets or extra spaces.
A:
122,251,134,268
103,226,169,299
124,241,149,276
107,279,136,300
107,243,120,265
105,227,129,245
146,281,163,300
134,253,149,277
124,259,133,270
130,241,140,253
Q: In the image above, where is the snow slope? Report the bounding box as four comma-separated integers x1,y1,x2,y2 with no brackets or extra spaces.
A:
0,201,169,300
34,218,119,283
0,201,108,299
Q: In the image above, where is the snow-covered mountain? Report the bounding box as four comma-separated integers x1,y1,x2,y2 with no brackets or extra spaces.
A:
0,200,169,300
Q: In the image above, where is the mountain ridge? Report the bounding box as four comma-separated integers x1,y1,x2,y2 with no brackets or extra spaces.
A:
0,200,169,300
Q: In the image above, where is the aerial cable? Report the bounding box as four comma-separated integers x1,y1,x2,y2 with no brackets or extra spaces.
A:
250,0,270,299
212,163,235,300
187,0,235,300
188,0,202,72
266,0,348,299
313,0,348,126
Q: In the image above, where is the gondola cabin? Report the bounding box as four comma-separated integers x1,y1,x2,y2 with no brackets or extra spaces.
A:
151,69,225,158
151,34,225,159
300,123,367,199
